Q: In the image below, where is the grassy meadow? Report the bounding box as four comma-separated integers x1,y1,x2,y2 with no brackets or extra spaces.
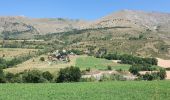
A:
75,56,130,70
75,56,114,70
0,81,170,100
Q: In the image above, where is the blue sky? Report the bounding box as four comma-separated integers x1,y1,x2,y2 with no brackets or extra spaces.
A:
0,0,170,20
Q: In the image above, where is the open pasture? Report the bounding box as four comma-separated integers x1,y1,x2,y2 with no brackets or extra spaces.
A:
0,81,170,100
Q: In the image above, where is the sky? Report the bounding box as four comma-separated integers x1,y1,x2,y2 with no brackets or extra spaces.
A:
0,0,170,20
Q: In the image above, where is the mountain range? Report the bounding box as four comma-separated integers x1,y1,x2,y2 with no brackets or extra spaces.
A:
0,10,170,58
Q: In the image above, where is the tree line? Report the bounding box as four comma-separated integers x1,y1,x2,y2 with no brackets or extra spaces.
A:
98,53,157,65
0,66,81,83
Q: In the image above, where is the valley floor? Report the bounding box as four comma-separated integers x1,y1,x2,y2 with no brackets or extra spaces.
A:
0,81,170,100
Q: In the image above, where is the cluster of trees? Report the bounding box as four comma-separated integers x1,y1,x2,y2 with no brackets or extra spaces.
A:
0,69,53,83
100,53,157,65
138,69,166,80
129,64,166,80
129,64,157,75
0,66,81,83
0,54,34,69
97,52,167,81
56,66,81,83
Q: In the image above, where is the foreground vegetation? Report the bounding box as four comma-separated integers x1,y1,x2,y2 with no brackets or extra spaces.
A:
0,81,170,100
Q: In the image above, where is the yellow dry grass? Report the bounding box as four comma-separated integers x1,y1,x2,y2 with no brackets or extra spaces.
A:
5,55,83,74
0,48,37,59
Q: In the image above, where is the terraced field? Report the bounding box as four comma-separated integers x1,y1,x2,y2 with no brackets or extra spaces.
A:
0,81,170,100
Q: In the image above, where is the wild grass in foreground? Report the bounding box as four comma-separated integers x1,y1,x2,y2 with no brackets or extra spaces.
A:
0,81,170,100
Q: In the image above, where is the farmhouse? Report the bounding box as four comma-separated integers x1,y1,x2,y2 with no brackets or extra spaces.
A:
48,50,70,62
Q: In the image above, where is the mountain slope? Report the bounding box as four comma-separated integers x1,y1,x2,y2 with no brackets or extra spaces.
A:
0,16,88,39
1,10,170,58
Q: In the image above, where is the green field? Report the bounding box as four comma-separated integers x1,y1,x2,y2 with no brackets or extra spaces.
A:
75,56,130,70
75,56,113,70
112,64,131,71
0,81,170,100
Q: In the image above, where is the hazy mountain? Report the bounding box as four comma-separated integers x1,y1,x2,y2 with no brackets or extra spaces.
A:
0,16,88,39
0,10,170,38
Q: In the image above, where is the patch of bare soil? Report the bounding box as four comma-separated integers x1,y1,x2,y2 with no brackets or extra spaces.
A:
166,71,170,80
157,58,170,68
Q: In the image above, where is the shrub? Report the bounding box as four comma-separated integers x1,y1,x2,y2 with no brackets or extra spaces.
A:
85,67,91,72
158,68,166,80
5,72,15,83
40,57,45,61
129,64,156,75
102,53,157,65
56,66,81,83
139,68,166,81
129,65,140,75
111,74,126,81
22,70,43,83
0,58,7,69
80,77,96,82
0,68,6,83
107,66,112,70
42,71,53,81
142,72,157,81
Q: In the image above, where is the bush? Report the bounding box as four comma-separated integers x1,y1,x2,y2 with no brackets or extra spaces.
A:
80,77,96,82
102,53,158,65
56,66,81,83
5,72,15,83
111,74,126,81
139,68,166,81
0,58,7,69
0,68,6,83
129,64,156,75
129,65,140,75
158,68,166,80
142,72,158,81
40,57,45,61
85,67,91,72
107,66,112,70
42,71,53,81
22,70,43,83
68,49,84,55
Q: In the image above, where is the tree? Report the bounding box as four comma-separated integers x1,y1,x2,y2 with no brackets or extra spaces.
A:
158,68,166,80
42,71,53,81
0,68,6,83
56,66,81,83
22,70,42,83
5,72,15,83
40,57,45,61
129,65,140,75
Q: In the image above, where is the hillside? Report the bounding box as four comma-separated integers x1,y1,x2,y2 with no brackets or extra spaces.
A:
1,10,170,58
0,16,88,39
